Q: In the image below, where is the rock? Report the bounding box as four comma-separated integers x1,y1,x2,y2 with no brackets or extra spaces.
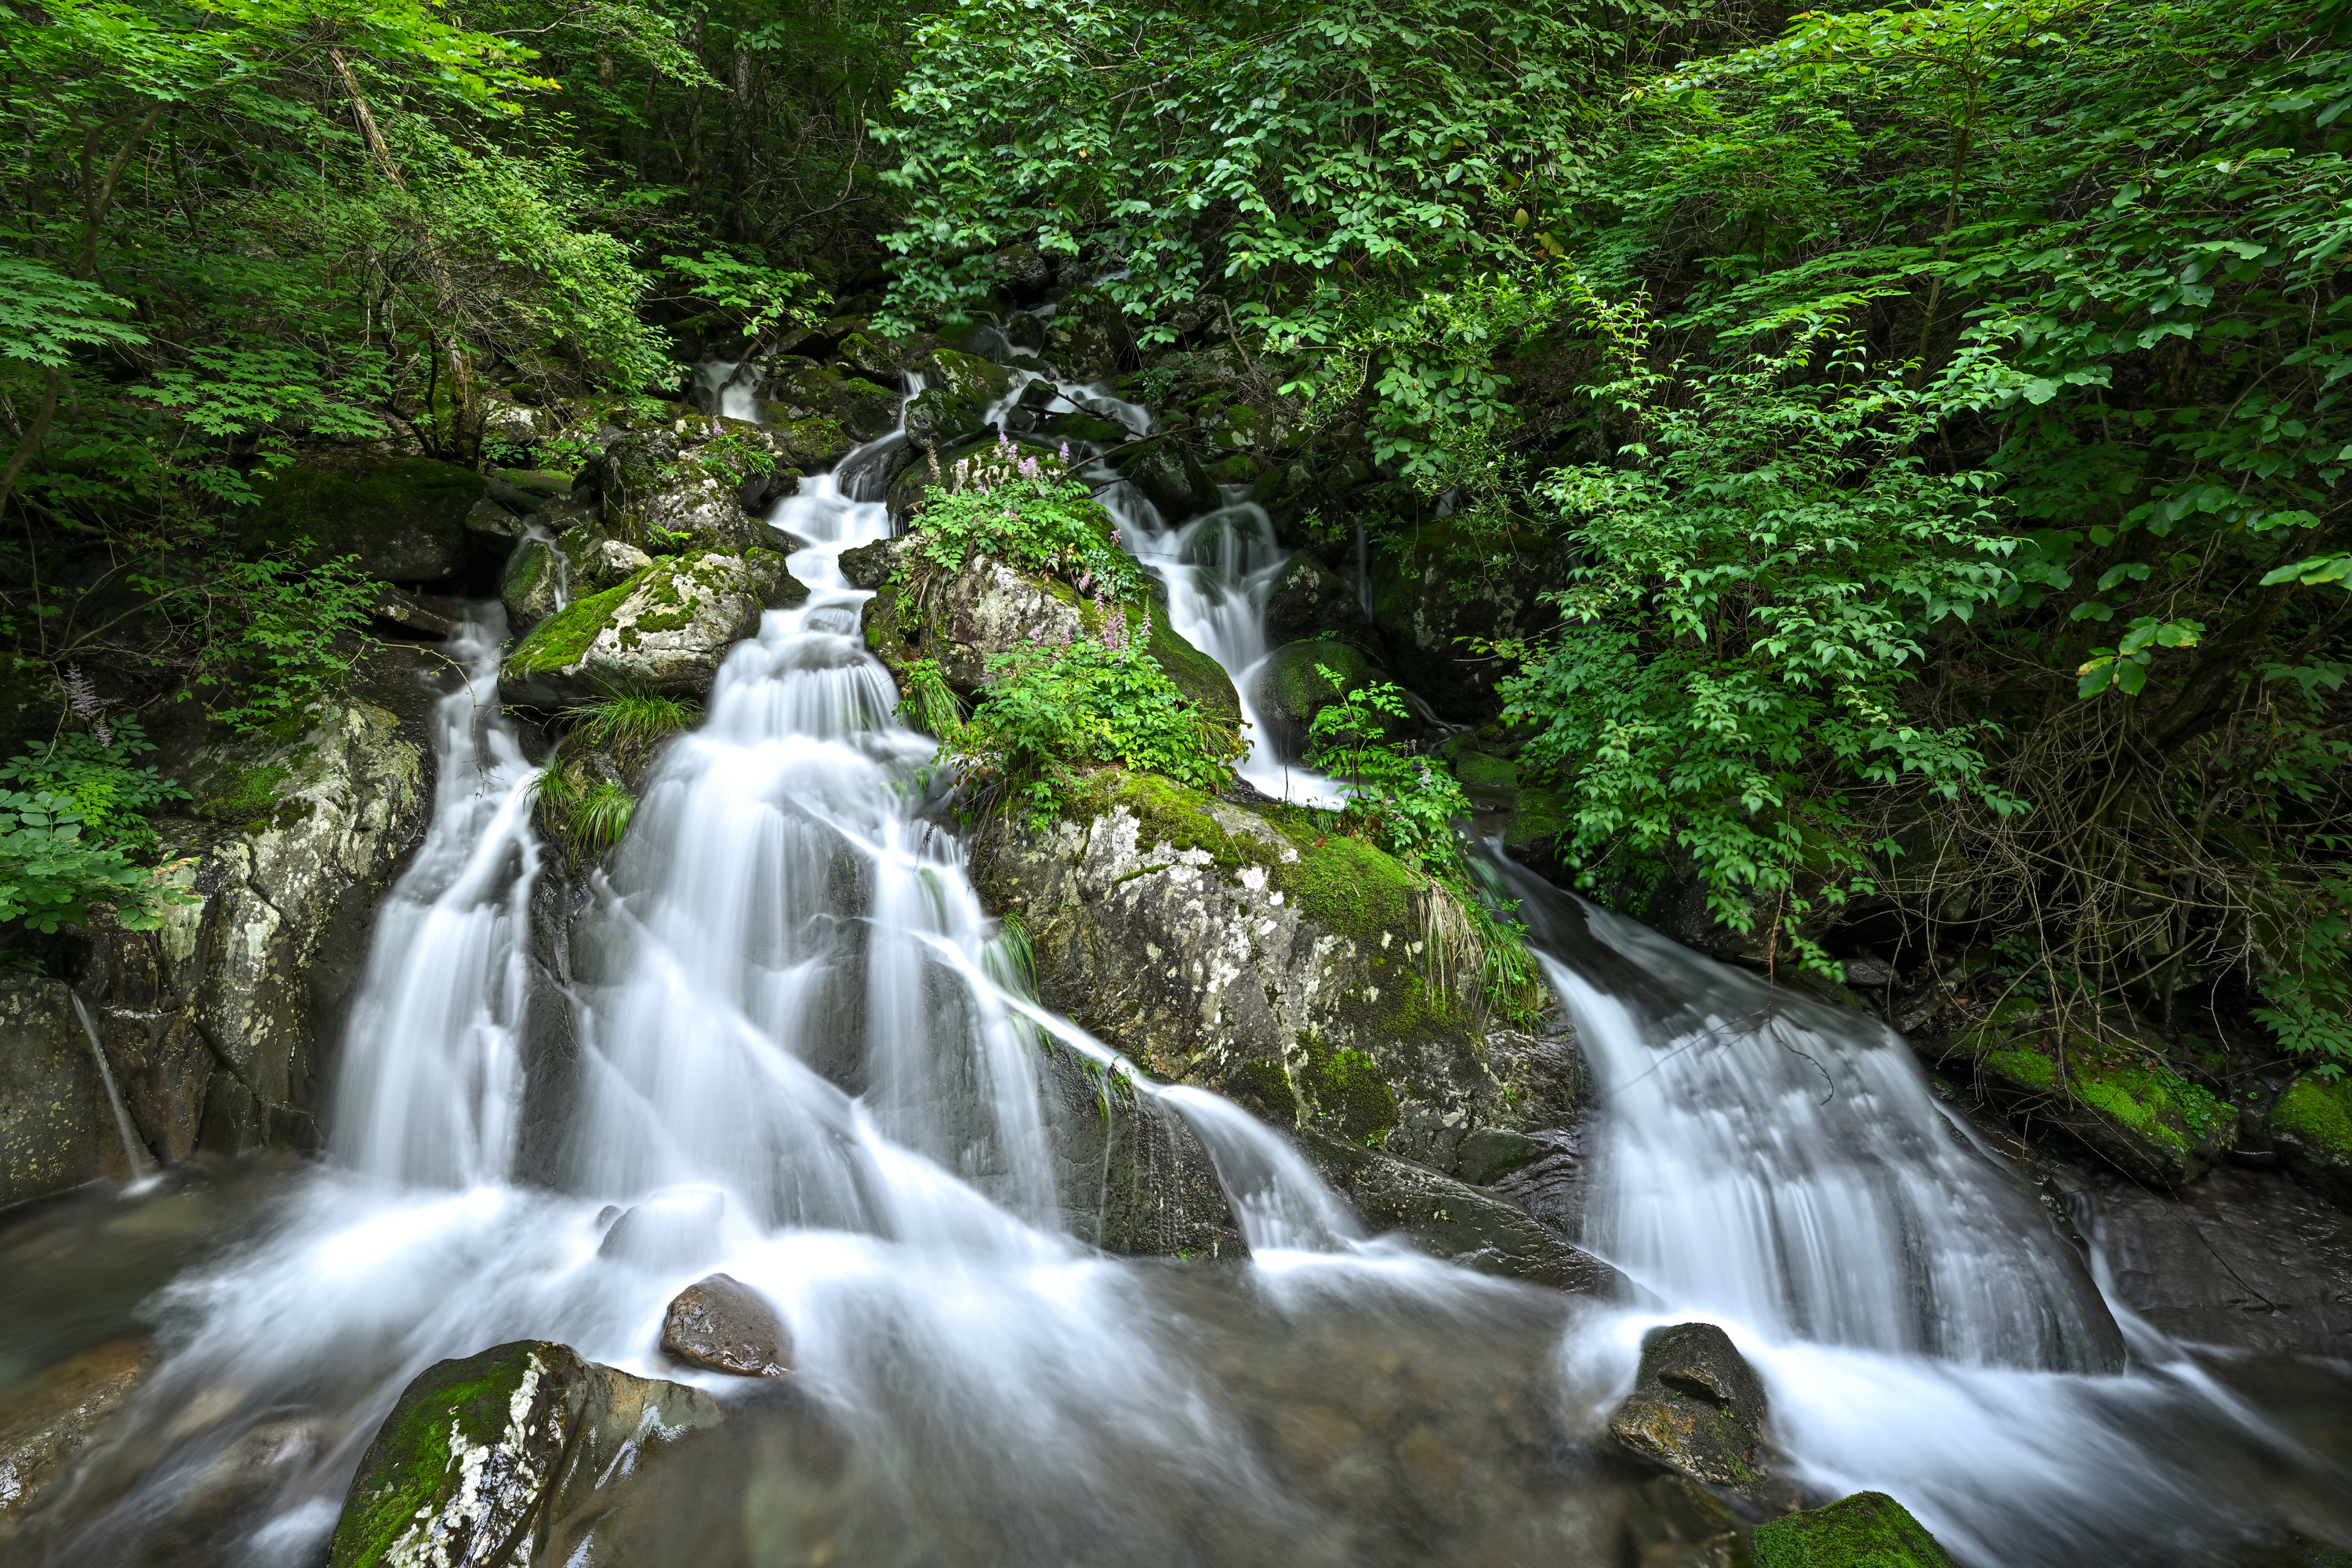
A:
371,585,463,637
526,1362,728,1566
924,346,1014,410
1607,1322,1769,1492
1106,438,1219,524
463,492,528,541
660,1273,793,1377
0,978,118,1204
837,328,939,379
241,456,487,584
1147,605,1241,725
499,549,807,708
328,1341,583,1568
1624,1472,1745,1568
1367,522,1561,721
902,384,986,448
1252,639,1417,759
1262,553,1381,653
0,1338,153,1539
837,535,906,590
1301,1131,1624,1294
1748,1490,1955,1567
1454,1126,1541,1185
489,469,574,507
970,769,1556,1179
529,491,599,537
506,516,661,634
866,554,1085,691
985,240,1054,297
583,426,787,556
499,536,564,633
1929,1005,2238,1187
753,355,887,453
2270,1074,2352,1207
2078,1163,2352,1356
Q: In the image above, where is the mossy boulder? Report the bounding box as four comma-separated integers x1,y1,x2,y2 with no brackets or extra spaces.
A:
1367,519,1562,722
1147,603,1241,726
2270,1073,2352,1206
1933,1006,2238,1187
969,768,1557,1182
328,1341,583,1568
902,383,988,448
925,345,1014,408
1607,1321,1771,1494
242,456,486,584
500,548,807,708
499,524,655,637
1262,552,1381,654
755,354,892,449
1749,1490,1956,1568
1106,437,1219,524
837,327,939,378
1253,639,1418,759
580,416,803,554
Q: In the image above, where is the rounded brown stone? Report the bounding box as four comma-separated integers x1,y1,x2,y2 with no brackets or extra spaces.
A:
660,1273,793,1378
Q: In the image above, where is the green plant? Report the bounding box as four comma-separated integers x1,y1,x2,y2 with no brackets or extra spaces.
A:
563,691,700,761
902,435,1143,603
190,553,382,736
531,764,637,868
896,657,967,740
1305,673,1470,875
0,717,188,854
944,637,1245,826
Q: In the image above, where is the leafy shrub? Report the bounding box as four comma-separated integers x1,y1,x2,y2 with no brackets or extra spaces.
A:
192,553,382,736
0,718,194,933
941,638,1245,826
1305,673,1470,874
902,436,1142,603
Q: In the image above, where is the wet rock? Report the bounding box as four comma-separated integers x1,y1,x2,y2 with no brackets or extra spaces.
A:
240,456,485,584
837,535,905,590
1607,1322,1769,1492
1252,639,1418,758
1302,1131,1626,1294
1929,1005,2238,1187
1262,553,1381,654
837,327,940,379
661,1272,793,1377
902,383,987,447
370,585,463,637
0,1338,154,1539
583,423,791,557
525,1362,728,1566
2081,1163,2352,1356
2269,1074,2352,1207
1454,1127,1541,1185
1106,437,1219,523
328,1341,585,1568
463,492,528,542
1367,523,1560,721
499,549,807,708
970,768,1559,1181
499,536,564,632
925,346,1013,409
1624,1472,1745,1568
0,977,114,1204
1748,1490,1955,1567
869,554,1084,690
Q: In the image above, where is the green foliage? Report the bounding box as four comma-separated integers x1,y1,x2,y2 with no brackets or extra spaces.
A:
942,638,1246,826
193,556,381,736
562,691,700,760
896,657,967,740
0,720,188,853
532,765,637,867
1305,673,1468,875
663,251,823,344
902,439,1143,602
0,719,193,933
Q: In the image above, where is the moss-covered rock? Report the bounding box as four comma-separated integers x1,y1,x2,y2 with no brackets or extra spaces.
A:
970,768,1555,1183
1749,1490,1956,1568
1367,519,1562,722
500,548,807,708
328,1341,583,1568
1105,437,1219,524
925,346,1014,408
241,456,486,584
1252,638,1417,759
902,383,987,448
2270,1073,2352,1207
1932,1007,2238,1187
1145,604,1240,725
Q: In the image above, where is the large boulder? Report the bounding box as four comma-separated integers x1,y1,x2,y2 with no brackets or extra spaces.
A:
500,522,655,637
1928,1004,2238,1188
499,549,807,708
1251,639,1417,760
902,384,988,448
2267,1073,2352,1207
241,456,487,584
579,419,801,556
1105,438,1218,524
1367,521,1561,722
1606,1322,1770,1494
924,346,1014,410
970,770,1559,1184
1748,1490,1955,1568
755,354,896,450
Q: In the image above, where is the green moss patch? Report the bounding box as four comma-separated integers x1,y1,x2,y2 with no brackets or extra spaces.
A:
2274,1074,2352,1153
506,575,641,677
1299,1040,1398,1145
1750,1490,1955,1568
1143,611,1240,724
191,761,293,829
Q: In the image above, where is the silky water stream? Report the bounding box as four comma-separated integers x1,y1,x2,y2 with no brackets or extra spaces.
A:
7,374,2351,1564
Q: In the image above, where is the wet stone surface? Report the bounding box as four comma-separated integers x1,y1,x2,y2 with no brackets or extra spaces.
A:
662,1273,794,1377
1607,1322,1771,1494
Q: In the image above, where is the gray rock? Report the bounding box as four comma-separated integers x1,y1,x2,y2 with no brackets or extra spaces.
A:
0,978,115,1206
868,554,1085,691
0,1338,153,1543
499,549,808,708
1622,1472,1745,1568
1106,438,1219,523
463,492,528,540
837,535,908,590
1607,1322,1770,1493
1454,1126,1541,1185
661,1273,793,1377
1262,552,1381,653
902,384,986,448
1251,639,1417,759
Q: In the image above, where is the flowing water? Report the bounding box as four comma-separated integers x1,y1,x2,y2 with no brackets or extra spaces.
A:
7,341,2352,1566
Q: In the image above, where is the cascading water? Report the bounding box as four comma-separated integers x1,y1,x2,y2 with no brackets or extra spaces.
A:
11,322,2352,1568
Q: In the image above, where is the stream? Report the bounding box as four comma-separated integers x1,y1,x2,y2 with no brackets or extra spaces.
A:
5,335,2350,1567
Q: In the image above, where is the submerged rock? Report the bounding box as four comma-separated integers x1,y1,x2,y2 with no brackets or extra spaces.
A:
0,1338,154,1541
2269,1074,2352,1207
1748,1490,1955,1567
1607,1322,1770,1492
1623,1472,1744,1568
661,1273,793,1377
499,549,807,708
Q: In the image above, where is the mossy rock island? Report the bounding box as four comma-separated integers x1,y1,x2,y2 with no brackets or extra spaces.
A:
500,549,808,708
2270,1073,2352,1207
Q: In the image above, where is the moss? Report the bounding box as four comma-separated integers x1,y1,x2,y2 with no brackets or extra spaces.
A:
503,541,548,598
1268,829,1419,949
1451,750,1519,793
506,575,641,677
2273,1075,2352,1156
327,1341,556,1568
1300,1040,1398,1145
193,762,292,829
1142,609,1241,724
1080,770,1279,874
241,456,484,566
1749,1490,1955,1568
1976,1022,2235,1170
1505,785,1571,848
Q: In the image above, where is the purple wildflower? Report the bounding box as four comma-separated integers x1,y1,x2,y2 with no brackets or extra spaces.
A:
63,665,110,748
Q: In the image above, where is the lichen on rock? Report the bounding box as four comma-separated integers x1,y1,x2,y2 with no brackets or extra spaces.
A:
499,549,808,708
